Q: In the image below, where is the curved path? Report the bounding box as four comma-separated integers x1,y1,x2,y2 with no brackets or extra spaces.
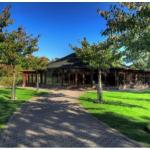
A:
0,89,141,147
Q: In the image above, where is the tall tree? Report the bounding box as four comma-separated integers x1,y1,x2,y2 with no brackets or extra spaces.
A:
98,2,150,68
0,26,39,100
0,6,13,33
72,38,121,103
23,55,49,91
0,6,13,61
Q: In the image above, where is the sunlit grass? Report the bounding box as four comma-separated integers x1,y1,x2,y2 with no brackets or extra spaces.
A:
0,88,48,130
80,90,150,147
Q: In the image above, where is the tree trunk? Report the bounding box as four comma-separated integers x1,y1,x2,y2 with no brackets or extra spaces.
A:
36,71,39,91
97,68,103,103
11,66,16,100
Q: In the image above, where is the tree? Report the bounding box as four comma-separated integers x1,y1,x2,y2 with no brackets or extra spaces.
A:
0,6,13,62
0,7,39,100
0,27,39,100
0,6,13,33
23,55,49,91
98,2,150,69
0,64,22,87
72,38,121,103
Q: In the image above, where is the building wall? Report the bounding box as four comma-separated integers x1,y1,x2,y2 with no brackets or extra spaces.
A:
22,68,150,89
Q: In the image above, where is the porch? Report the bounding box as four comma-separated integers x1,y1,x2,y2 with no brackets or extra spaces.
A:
22,68,150,89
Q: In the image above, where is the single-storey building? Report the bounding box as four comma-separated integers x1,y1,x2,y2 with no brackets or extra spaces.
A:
22,53,150,89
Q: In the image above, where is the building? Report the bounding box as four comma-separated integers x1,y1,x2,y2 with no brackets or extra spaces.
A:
22,53,150,89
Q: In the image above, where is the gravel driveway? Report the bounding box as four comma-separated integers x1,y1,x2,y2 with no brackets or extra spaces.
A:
0,89,141,147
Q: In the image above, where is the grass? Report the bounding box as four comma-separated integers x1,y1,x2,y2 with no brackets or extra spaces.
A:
0,88,48,130
79,90,150,147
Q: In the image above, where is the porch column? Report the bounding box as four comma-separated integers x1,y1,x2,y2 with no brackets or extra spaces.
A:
123,72,126,88
104,72,107,86
68,73,71,85
90,71,94,86
22,73,26,87
26,73,29,85
44,72,47,85
61,69,64,86
144,73,146,85
33,73,35,84
82,73,85,85
35,72,37,84
57,72,59,83
75,73,78,86
31,73,33,84
135,73,138,82
40,72,43,84
115,70,119,87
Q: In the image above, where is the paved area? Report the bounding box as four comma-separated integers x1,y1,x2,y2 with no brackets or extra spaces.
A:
0,89,141,147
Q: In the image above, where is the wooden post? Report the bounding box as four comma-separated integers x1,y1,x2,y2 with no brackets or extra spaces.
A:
22,73,26,87
33,73,36,86
61,69,64,86
51,71,54,85
68,73,71,85
40,72,43,84
75,73,78,86
82,73,85,85
90,71,94,86
115,70,119,87
35,72,37,84
144,72,146,85
104,72,107,86
57,72,59,84
31,73,33,84
27,73,29,85
58,71,61,85
123,72,126,88
28,73,30,84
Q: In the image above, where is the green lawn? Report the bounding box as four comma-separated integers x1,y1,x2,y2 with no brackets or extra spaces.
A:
80,90,150,146
0,88,48,130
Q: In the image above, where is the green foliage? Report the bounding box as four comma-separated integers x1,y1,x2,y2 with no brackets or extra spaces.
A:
98,2,150,69
72,37,122,102
0,6,39,100
72,37,122,70
80,90,150,146
0,6,13,33
23,55,49,71
0,6,39,69
22,55,49,90
0,27,39,66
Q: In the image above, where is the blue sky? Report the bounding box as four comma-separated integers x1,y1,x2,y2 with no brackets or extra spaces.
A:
0,2,113,59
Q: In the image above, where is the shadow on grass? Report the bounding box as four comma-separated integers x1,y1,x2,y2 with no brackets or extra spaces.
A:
80,93,150,146
0,88,48,130
0,97,25,129
104,101,147,109
0,89,10,95
0,94,141,147
92,112,150,146
141,116,150,122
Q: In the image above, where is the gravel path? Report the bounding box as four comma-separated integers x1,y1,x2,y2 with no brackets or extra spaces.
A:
0,89,141,147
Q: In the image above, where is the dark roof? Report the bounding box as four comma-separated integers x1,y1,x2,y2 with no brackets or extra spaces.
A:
48,53,89,69
48,53,150,73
